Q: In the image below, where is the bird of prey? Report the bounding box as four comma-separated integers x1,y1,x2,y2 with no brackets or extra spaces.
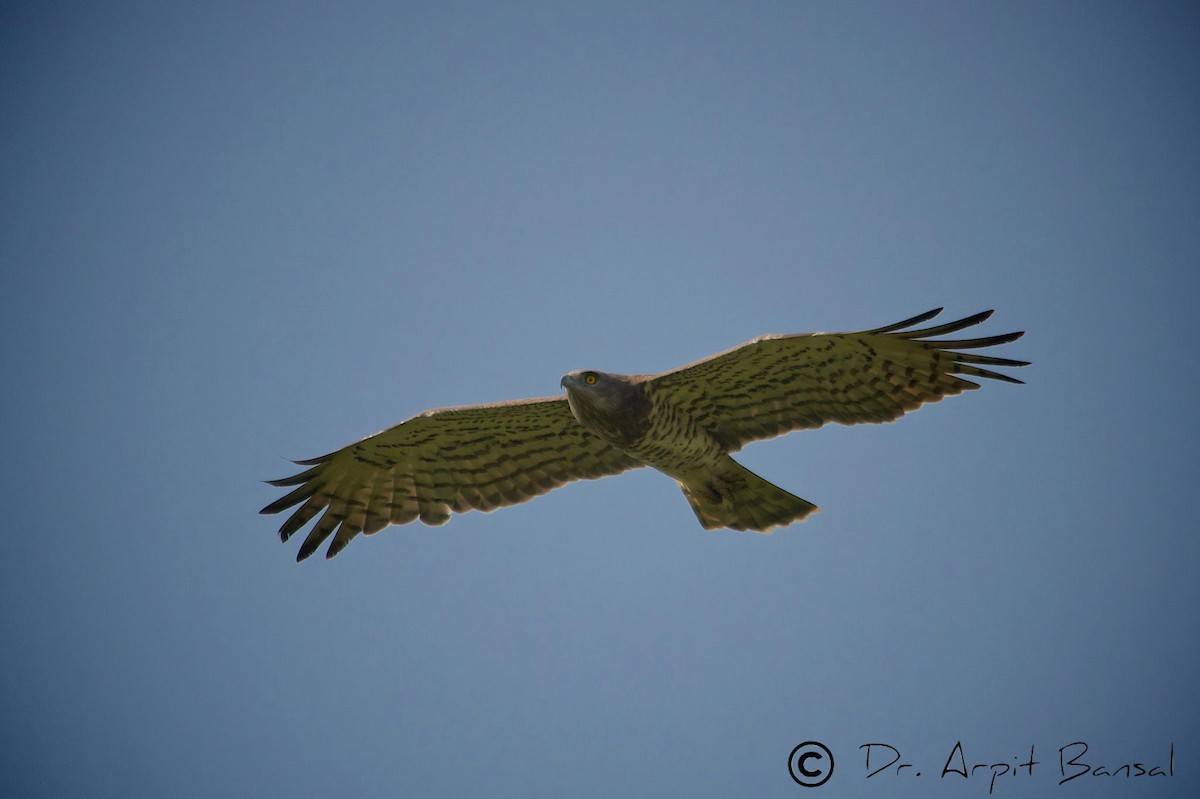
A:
262,309,1027,560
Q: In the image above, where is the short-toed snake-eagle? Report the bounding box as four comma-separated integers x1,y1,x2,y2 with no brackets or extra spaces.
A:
262,309,1026,560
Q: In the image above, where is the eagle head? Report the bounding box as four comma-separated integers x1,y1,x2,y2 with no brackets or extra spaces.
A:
560,370,624,408
560,370,651,446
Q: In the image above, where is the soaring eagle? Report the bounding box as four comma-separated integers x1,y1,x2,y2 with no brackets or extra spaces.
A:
262,309,1027,560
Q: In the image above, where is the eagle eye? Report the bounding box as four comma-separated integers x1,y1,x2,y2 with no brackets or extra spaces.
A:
584,372,598,385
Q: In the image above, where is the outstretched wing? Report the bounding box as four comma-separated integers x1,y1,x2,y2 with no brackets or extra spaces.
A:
261,397,641,560
644,309,1028,451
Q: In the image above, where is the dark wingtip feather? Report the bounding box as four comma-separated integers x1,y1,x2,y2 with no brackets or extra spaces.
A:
865,308,943,334
293,510,341,561
931,330,1024,349
957,364,1026,384
954,352,1030,368
902,310,997,339
294,453,334,466
259,481,319,515
277,501,322,542
260,497,291,515
296,535,323,562
266,462,325,487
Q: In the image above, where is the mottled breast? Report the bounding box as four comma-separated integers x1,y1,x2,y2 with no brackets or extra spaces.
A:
623,385,728,474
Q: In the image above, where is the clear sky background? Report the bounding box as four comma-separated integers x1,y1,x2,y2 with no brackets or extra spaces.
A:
2,3,1197,797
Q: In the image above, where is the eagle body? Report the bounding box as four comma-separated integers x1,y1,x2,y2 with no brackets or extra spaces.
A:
560,370,808,530
263,309,1027,560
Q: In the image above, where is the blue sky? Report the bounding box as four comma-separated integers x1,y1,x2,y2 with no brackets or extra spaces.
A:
2,2,1197,797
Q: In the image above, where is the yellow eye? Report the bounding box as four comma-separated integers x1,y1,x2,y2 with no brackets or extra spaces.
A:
584,372,597,385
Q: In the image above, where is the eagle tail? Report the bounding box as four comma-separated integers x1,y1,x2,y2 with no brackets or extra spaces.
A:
679,458,819,533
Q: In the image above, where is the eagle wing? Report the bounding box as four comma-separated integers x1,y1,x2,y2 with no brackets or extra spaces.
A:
261,397,641,560
643,309,1028,452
